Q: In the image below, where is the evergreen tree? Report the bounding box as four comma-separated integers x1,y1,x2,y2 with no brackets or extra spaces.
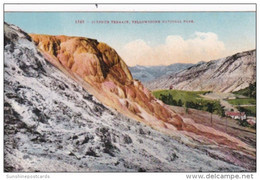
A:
207,103,214,125
177,99,183,107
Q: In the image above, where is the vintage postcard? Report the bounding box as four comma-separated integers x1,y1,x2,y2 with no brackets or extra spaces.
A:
3,3,256,174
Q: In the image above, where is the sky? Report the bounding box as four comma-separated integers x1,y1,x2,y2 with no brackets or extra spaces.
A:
5,12,255,66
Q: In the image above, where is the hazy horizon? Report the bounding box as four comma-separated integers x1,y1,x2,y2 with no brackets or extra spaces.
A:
127,48,255,67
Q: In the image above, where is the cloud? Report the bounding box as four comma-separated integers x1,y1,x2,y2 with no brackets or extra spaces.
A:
117,32,226,66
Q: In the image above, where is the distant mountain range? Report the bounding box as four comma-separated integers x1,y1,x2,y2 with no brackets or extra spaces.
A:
146,50,256,93
129,63,195,82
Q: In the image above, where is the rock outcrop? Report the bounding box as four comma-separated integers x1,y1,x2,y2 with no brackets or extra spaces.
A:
29,33,256,163
30,34,182,129
146,50,256,92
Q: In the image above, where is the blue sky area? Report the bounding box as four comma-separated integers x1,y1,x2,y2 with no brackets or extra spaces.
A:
5,12,256,66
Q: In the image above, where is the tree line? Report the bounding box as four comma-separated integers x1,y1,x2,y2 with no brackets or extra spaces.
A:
159,93,225,117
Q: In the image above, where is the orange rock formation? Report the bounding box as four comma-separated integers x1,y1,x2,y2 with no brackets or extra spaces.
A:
30,34,255,160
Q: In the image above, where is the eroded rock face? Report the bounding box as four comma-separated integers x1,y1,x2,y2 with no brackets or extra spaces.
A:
30,34,179,128
28,32,255,170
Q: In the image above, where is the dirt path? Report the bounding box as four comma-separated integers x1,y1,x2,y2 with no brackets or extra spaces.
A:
220,99,238,111
200,92,240,111
239,104,256,107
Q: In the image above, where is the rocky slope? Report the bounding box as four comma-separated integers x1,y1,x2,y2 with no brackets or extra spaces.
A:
29,33,255,153
4,22,256,171
129,63,194,82
29,32,256,168
146,50,256,92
